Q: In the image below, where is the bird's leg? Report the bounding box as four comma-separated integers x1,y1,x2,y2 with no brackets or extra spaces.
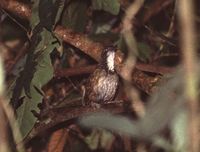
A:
103,100,124,105
91,100,123,109
91,102,101,109
81,85,86,106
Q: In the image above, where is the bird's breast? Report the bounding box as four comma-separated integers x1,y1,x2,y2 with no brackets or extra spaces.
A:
89,70,119,103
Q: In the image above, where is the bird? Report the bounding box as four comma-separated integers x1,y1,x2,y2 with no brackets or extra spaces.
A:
83,46,119,105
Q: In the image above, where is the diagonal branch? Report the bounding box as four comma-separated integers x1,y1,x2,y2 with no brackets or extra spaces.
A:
0,0,167,94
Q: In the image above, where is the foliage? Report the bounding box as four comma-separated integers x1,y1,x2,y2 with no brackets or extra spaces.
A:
61,0,88,32
9,0,64,137
0,0,199,152
92,0,120,15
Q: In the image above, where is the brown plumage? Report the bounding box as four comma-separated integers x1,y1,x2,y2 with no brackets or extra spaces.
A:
84,46,119,104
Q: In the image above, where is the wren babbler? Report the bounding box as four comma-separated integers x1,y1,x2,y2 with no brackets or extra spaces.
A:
84,46,119,105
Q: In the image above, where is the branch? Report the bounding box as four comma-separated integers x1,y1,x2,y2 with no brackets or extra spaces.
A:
55,63,174,78
136,63,175,74
24,103,124,144
177,0,199,151
0,0,31,19
55,65,96,77
0,0,167,94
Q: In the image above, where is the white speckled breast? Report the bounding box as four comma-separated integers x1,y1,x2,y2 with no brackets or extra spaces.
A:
85,68,119,103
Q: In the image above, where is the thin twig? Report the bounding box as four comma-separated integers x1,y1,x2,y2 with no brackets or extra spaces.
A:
122,0,145,117
177,0,199,151
1,9,28,33
158,1,177,51
0,53,25,151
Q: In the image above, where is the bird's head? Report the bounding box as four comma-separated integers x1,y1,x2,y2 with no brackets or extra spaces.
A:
101,46,117,72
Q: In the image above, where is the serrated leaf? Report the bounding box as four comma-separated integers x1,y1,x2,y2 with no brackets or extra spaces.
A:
21,31,56,137
16,87,41,137
9,0,62,139
61,0,88,32
9,29,58,138
92,0,120,15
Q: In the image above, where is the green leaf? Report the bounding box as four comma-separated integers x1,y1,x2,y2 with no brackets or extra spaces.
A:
39,0,65,30
137,42,152,62
31,0,64,30
16,87,41,137
9,29,58,138
89,32,119,44
85,129,114,150
116,35,128,52
171,110,188,152
39,0,64,30
117,37,152,62
30,0,40,29
92,0,120,15
80,112,139,137
54,0,65,27
10,0,64,138
80,113,174,150
61,0,88,32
